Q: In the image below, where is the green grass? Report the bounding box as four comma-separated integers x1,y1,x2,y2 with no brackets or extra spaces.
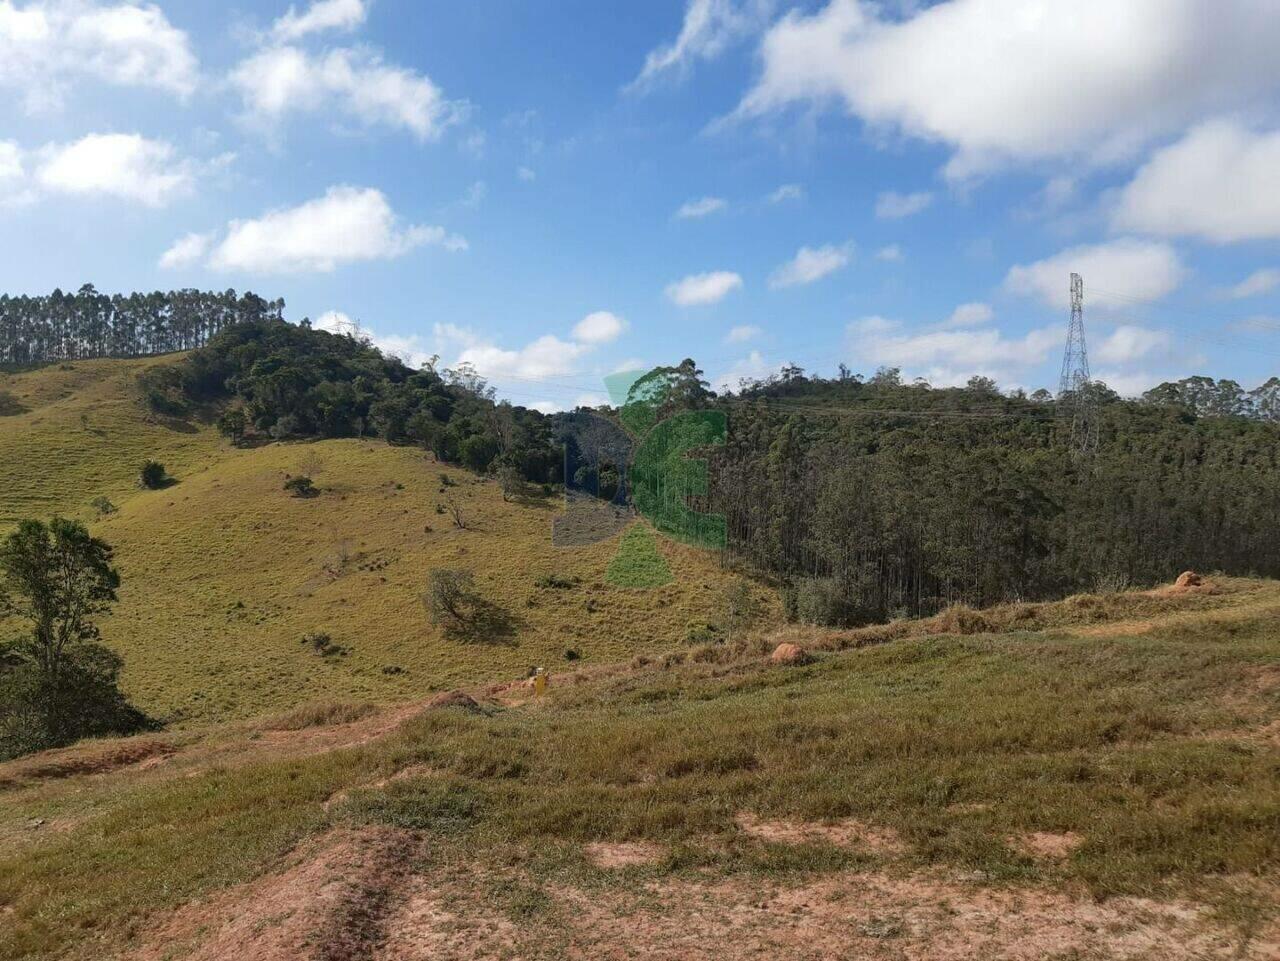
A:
1,586,1276,959
0,358,773,724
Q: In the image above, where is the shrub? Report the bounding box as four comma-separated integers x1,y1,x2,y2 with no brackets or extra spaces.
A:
139,460,169,490
217,408,248,445
784,576,879,628
424,568,513,642
284,475,318,498
301,632,347,657
89,496,117,517
535,573,578,590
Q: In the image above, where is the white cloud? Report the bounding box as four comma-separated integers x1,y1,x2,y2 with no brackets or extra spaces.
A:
1223,268,1280,300
447,330,591,381
572,311,628,345
1004,239,1185,310
715,349,775,392
1091,369,1167,398
0,1,198,112
767,183,803,203
517,166,536,182
725,324,761,343
875,190,932,219
0,141,23,182
736,0,1280,180
1093,325,1172,366
629,0,773,91
158,231,212,270
317,310,439,369
940,302,993,329
666,270,743,306
229,45,462,141
195,186,464,274
34,133,195,206
847,316,1061,388
675,196,727,219
1113,120,1280,243
272,0,366,41
769,242,852,288
874,244,903,262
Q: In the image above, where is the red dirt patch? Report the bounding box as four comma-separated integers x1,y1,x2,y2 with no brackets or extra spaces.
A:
0,736,174,790
1011,831,1084,860
769,642,810,666
735,812,905,855
585,841,667,869
126,827,417,961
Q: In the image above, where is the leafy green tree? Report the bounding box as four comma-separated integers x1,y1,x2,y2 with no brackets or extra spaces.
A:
0,519,148,758
139,460,168,489
217,408,248,445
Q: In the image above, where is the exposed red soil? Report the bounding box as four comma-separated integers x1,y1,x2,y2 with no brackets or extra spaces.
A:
735,811,905,855
0,736,175,790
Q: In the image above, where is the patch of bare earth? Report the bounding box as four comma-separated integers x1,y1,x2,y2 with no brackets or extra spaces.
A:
1011,831,1084,860
736,811,905,855
125,827,418,961
0,736,175,790
368,868,1276,961
585,841,667,869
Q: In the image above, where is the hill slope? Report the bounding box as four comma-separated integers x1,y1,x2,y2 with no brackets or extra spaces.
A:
0,576,1276,960
0,359,771,724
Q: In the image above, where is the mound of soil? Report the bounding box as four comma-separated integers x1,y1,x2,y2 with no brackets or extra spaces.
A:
424,690,483,713
769,643,810,666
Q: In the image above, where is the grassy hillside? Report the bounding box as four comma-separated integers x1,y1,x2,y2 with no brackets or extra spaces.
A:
0,578,1275,960
0,358,223,525
0,359,773,724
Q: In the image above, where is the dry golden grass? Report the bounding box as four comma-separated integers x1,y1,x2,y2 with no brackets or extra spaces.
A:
0,359,775,725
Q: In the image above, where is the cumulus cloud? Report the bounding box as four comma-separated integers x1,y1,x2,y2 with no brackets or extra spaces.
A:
1004,239,1185,310
769,242,852,288
34,133,198,206
572,311,628,344
725,324,761,343
767,183,803,203
715,349,776,392
158,231,212,269
629,0,773,91
316,310,441,369
272,0,366,41
1223,268,1280,300
1112,120,1280,243
437,324,591,381
0,0,198,111
735,0,1280,180
1093,325,1172,366
939,302,994,329
229,45,462,141
874,244,903,262
846,315,1061,388
875,190,932,219
666,270,743,306
675,196,727,219
168,186,466,274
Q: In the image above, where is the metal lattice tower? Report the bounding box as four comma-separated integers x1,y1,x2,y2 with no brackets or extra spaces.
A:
1058,273,1098,459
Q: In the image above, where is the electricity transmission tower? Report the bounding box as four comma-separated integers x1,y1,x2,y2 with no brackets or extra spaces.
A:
1058,272,1098,459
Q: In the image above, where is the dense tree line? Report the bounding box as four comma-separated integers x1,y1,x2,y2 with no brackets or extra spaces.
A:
164,320,1280,625
0,285,284,365
709,368,1280,623
170,318,559,483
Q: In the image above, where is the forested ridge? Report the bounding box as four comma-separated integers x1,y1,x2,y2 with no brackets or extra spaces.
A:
70,309,1280,626
0,285,285,365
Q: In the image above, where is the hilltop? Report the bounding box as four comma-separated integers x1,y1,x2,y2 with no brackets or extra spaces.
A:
0,357,770,725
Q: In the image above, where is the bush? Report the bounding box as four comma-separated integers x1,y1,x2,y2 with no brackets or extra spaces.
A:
534,573,578,590
301,632,347,657
784,576,879,628
217,408,248,445
424,568,513,642
139,460,169,489
89,496,117,517
284,475,318,498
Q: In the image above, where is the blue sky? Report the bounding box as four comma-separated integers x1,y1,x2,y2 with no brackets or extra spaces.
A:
4,0,1280,410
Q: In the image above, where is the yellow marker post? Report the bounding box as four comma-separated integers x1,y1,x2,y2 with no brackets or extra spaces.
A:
533,670,547,697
